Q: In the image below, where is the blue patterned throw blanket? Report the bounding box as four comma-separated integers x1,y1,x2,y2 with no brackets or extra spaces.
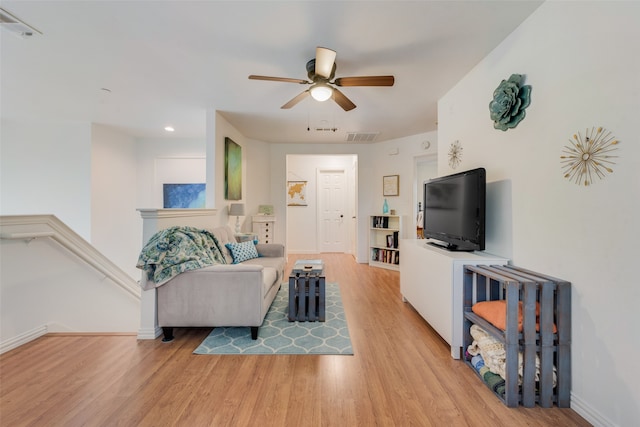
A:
136,226,227,289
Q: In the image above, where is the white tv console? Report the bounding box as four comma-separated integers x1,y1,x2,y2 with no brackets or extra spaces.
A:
399,239,509,359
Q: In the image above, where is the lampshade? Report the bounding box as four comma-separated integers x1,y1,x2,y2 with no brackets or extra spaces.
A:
310,83,333,102
229,203,245,216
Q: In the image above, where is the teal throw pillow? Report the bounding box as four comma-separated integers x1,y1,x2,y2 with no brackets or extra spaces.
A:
225,240,259,264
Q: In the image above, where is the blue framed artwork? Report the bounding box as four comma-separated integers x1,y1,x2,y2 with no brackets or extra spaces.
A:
163,183,206,208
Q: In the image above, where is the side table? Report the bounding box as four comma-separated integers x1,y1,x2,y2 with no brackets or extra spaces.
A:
235,233,258,243
288,260,325,322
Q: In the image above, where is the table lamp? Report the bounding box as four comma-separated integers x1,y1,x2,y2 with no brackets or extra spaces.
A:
229,203,245,233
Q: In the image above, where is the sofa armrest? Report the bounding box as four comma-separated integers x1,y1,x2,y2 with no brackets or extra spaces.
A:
256,243,284,258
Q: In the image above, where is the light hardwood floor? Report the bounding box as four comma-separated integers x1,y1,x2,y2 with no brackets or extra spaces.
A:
0,254,590,426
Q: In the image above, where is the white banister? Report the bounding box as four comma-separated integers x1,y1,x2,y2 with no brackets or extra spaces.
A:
0,231,56,240
0,215,140,300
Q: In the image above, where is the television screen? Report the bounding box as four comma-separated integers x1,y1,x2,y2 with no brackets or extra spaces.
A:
423,168,486,251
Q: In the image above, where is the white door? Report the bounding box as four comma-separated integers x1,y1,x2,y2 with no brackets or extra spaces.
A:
318,170,347,253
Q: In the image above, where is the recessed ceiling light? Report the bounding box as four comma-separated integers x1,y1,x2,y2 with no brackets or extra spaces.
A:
164,126,175,132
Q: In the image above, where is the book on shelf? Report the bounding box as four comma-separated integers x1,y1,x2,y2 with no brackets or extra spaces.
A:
372,216,390,228
370,248,400,265
383,231,399,248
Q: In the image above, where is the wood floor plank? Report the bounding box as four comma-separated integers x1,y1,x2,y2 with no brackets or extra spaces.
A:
0,254,591,426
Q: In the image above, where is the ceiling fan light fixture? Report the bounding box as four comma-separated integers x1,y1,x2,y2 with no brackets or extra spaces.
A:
249,46,392,111
310,83,333,102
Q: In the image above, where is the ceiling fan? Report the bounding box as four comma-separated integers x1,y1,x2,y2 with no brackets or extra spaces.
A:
248,47,394,111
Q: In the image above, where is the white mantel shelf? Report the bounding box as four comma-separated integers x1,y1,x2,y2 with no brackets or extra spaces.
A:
137,208,218,219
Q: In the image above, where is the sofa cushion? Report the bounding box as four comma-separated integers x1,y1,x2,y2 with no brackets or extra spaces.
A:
243,256,285,284
226,240,260,264
209,226,236,263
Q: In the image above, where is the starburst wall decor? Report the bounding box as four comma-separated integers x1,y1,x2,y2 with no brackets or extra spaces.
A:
560,127,620,186
448,140,463,169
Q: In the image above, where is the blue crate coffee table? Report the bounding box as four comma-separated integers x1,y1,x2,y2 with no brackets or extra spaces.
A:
288,260,326,322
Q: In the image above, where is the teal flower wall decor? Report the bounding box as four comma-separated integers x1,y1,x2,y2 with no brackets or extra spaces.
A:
489,74,531,131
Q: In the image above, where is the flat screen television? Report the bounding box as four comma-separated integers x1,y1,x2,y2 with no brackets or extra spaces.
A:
422,167,486,251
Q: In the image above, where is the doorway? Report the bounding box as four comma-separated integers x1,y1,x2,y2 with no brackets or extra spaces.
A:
285,154,358,255
413,154,438,237
317,169,347,252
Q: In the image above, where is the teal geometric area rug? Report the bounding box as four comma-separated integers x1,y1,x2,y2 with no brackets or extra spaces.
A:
193,282,353,355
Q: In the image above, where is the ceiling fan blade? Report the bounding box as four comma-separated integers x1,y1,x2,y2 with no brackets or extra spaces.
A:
332,88,356,111
334,75,395,87
249,75,309,84
315,47,337,79
281,90,310,109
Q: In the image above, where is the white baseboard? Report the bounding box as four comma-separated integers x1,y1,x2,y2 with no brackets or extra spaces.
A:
0,325,48,354
2,324,161,353
137,326,163,340
572,392,616,427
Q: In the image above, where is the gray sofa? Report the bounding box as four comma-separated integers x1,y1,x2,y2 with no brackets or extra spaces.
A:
156,226,285,342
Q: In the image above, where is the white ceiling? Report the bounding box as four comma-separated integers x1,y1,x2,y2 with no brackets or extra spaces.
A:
1,1,543,144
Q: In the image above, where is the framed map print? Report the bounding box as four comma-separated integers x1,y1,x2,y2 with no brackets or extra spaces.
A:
287,181,307,206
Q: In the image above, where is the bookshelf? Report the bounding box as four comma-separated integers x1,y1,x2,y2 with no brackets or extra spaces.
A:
369,215,402,271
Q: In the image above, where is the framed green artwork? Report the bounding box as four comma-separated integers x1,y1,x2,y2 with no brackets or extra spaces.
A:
224,137,242,200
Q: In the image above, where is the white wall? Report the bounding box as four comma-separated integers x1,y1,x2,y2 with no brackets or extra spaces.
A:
0,119,92,239
270,143,373,262
135,138,206,209
370,132,437,238
154,158,206,205
245,137,272,226
414,155,438,237
0,121,141,345
133,114,271,234
269,131,437,262
285,154,356,253
210,112,272,232
213,112,249,230
438,2,640,426
1,233,140,342
91,124,140,279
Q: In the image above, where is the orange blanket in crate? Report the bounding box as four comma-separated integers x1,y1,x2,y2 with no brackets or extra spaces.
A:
472,300,557,333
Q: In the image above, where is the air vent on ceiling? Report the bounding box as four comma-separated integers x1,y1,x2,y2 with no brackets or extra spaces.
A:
345,132,379,142
0,8,41,38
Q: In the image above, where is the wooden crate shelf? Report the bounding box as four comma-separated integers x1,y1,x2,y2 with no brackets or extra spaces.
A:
462,264,571,408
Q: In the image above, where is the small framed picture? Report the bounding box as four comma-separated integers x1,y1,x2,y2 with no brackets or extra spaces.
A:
383,175,399,196
258,205,274,215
